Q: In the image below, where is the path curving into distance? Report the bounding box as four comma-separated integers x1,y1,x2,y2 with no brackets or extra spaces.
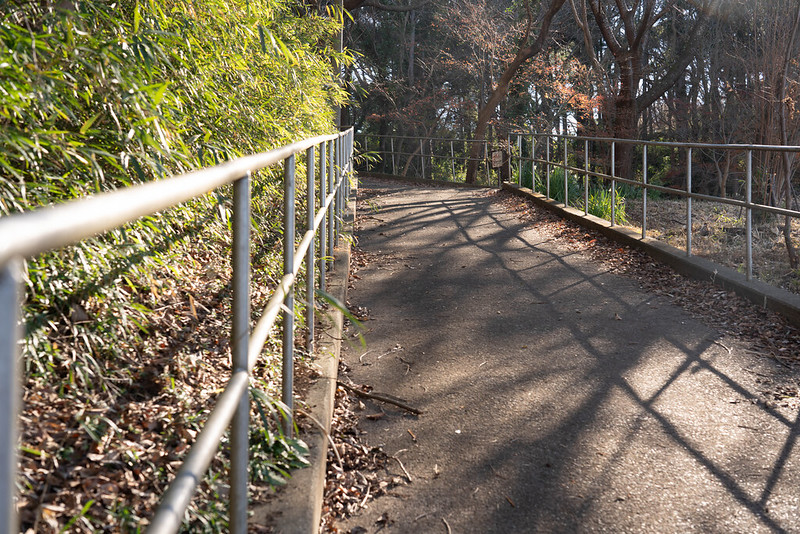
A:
333,177,800,534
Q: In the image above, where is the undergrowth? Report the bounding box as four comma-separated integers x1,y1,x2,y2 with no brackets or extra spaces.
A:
534,169,628,225
4,0,350,531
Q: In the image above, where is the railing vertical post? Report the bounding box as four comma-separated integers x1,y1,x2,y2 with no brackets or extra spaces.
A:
230,172,251,534
282,155,296,436
335,135,342,244
349,132,353,191
747,150,753,280
1,258,21,534
450,140,456,182
485,140,490,185
319,141,327,293
517,134,522,186
642,144,648,238
420,139,426,180
584,139,589,216
611,142,616,226
350,130,355,189
349,131,354,194
687,147,693,256
546,136,551,199
429,139,435,180
328,140,336,258
391,137,397,175
564,136,569,208
306,146,316,355
507,134,512,184
531,135,536,190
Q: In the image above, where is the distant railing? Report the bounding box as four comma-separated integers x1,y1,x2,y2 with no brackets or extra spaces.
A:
356,133,496,185
0,129,354,534
356,131,800,283
515,132,800,282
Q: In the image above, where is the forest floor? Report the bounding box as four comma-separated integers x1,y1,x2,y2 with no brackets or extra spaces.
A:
320,178,800,533
624,197,800,294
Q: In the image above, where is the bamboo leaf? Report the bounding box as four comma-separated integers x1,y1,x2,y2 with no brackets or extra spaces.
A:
79,112,102,134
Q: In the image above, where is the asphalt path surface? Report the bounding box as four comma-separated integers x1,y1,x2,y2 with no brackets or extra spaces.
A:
333,178,800,533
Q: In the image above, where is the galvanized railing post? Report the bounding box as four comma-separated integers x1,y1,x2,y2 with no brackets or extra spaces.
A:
282,155,296,436
429,139,435,180
450,141,456,182
306,146,316,354
319,141,327,293
564,136,569,207
335,136,342,244
687,147,693,256
746,150,753,280
349,131,353,183
531,135,536,190
341,134,346,225
391,137,397,175
584,139,589,216
642,144,648,238
230,172,251,534
1,258,21,534
420,139,426,180
328,140,335,258
611,142,616,226
507,134,512,183
546,136,551,199
517,134,522,185
482,141,488,184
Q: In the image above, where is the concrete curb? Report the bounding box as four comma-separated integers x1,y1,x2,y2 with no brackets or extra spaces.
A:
502,182,800,328
250,201,354,533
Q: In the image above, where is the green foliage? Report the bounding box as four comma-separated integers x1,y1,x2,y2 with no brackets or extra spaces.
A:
250,388,311,487
535,168,627,224
587,186,627,225
3,0,350,528
2,0,348,382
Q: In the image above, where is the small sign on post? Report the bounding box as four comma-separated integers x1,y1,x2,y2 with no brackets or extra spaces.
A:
491,150,504,169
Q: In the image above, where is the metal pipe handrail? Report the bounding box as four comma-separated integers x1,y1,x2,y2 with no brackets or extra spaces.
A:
358,128,800,284
519,154,800,220
148,371,250,532
0,132,341,266
514,130,800,281
526,131,800,153
357,133,488,144
361,130,800,154
1,128,355,534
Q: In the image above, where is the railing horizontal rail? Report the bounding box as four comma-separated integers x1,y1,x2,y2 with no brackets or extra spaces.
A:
531,132,800,153
0,132,341,266
148,370,250,532
359,130,800,152
529,158,800,219
357,128,800,287
1,128,354,534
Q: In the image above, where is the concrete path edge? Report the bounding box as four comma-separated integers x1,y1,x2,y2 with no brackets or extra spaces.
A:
502,182,800,327
250,201,353,533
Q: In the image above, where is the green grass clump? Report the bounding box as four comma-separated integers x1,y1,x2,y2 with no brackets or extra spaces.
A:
534,168,627,225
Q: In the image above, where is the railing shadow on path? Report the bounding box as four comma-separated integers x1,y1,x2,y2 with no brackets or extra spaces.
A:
338,178,800,533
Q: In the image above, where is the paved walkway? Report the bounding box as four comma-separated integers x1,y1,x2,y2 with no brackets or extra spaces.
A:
334,178,800,533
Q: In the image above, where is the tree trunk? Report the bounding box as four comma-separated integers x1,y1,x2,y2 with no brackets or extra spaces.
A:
466,0,566,183
777,0,800,268
612,60,637,178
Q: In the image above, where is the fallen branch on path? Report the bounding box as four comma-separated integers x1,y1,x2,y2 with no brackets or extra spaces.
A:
390,455,413,483
337,380,423,415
